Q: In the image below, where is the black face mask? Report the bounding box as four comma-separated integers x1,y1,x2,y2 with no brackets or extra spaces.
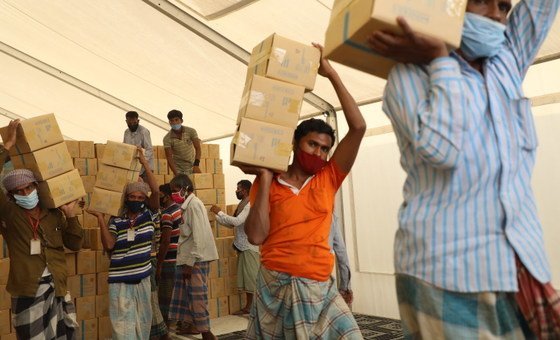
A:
235,190,243,200
125,200,145,213
128,123,139,132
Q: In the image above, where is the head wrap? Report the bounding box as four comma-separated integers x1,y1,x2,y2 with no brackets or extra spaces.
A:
126,182,149,196
2,169,37,192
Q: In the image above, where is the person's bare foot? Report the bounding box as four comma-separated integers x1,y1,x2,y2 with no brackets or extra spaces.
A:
232,307,250,315
201,331,217,340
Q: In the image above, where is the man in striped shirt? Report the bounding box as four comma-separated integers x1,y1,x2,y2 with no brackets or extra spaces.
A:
89,149,160,340
156,183,182,325
369,0,560,338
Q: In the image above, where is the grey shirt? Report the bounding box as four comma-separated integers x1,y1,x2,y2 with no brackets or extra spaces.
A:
329,214,351,291
123,124,154,173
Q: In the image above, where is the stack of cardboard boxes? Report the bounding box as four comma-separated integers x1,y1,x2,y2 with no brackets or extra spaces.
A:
0,237,14,339
0,114,86,208
230,34,321,172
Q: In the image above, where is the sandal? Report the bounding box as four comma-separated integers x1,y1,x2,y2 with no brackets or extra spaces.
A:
232,308,250,315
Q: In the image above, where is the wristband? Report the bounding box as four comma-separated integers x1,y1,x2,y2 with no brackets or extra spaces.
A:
193,159,200,167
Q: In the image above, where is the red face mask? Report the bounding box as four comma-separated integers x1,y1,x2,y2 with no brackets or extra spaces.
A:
296,150,327,175
171,191,185,204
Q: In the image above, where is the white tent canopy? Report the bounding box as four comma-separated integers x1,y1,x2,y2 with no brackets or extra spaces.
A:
1,0,558,143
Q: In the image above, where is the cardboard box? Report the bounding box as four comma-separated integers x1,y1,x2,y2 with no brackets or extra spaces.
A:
198,159,207,173
217,188,225,205
155,159,168,175
74,158,98,176
89,187,124,217
77,318,97,340
164,174,175,185
213,174,225,189
229,257,238,278
65,140,80,158
96,294,109,317
205,159,223,174
66,252,76,276
96,251,110,272
0,309,10,335
83,212,98,228
192,173,214,190
154,174,166,186
89,228,103,251
98,316,112,340
209,277,226,298
0,113,63,156
238,75,304,128
209,261,218,279
81,175,96,193
324,0,467,79
207,144,220,159
10,142,74,181
200,144,209,159
97,272,109,295
222,237,237,258
0,236,3,260
77,250,96,275
0,285,10,310
79,141,95,158
217,258,229,278
80,273,97,297
0,333,16,340
229,294,242,315
226,204,237,216
67,275,81,298
231,118,293,172
207,298,218,319
217,225,234,238
96,163,139,192
0,259,8,285
101,141,141,171
196,189,217,205
225,276,239,295
217,296,229,317
247,34,320,91
156,145,166,160
37,169,86,208
95,143,105,159
75,296,96,321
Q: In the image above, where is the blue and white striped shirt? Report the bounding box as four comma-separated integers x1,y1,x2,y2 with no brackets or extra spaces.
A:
383,0,559,292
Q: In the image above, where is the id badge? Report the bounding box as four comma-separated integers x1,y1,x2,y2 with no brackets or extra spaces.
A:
30,239,41,255
127,229,135,242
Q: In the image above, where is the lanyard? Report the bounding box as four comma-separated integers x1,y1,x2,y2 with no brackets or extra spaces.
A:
27,214,40,240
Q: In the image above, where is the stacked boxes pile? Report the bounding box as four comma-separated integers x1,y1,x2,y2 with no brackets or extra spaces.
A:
230,34,320,172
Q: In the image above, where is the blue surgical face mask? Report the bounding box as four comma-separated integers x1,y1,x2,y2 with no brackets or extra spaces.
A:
171,124,182,131
460,12,506,61
14,189,39,210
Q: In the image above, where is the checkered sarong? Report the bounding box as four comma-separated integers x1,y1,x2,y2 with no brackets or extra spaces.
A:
246,267,362,339
396,274,532,339
157,262,176,322
515,256,560,339
168,262,210,332
12,276,78,340
149,258,168,337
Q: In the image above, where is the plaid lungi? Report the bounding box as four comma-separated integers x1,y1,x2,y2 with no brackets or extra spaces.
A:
237,249,260,293
12,275,78,340
246,267,362,339
109,276,152,340
396,274,533,339
168,262,211,332
157,262,176,322
149,259,168,337
515,256,560,339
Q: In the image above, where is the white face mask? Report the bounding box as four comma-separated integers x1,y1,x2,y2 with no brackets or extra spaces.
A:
14,189,39,209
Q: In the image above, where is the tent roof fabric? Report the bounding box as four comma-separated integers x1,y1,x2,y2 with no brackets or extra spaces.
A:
0,0,559,142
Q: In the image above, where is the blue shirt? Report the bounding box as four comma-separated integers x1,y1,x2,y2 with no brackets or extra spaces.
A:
108,209,156,283
383,0,558,292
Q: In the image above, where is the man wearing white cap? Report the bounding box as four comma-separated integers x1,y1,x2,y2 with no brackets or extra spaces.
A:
0,119,84,339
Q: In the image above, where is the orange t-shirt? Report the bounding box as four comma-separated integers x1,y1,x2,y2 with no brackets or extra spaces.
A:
250,161,347,281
